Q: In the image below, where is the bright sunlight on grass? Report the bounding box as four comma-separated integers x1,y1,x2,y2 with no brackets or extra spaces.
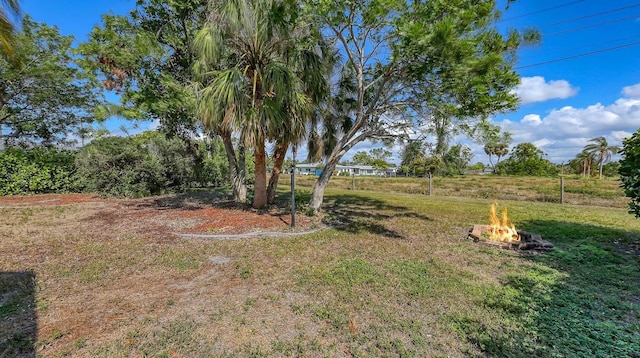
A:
1,183,639,357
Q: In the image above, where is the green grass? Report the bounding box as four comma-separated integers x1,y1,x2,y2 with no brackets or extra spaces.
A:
291,175,627,208
285,190,640,356
1,184,639,357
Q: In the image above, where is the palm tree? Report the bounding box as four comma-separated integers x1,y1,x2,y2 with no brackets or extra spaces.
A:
574,150,593,178
265,29,329,205
584,136,619,179
0,0,21,57
194,0,318,208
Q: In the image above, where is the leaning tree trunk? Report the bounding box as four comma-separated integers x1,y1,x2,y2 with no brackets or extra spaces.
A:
253,137,268,209
219,128,247,203
266,140,289,205
309,159,338,212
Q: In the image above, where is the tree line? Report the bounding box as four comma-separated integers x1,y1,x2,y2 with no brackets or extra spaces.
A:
8,0,637,214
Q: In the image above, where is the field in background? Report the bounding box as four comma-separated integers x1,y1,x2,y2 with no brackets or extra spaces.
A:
1,181,639,357
290,175,627,208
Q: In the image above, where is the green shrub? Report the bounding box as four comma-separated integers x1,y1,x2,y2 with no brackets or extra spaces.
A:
193,139,230,187
76,136,163,197
0,147,79,195
619,130,640,217
76,132,212,197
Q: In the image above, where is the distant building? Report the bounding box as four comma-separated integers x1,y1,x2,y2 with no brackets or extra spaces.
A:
293,163,396,176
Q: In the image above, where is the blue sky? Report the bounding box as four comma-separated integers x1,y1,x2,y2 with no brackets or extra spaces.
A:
22,0,640,164
488,0,640,163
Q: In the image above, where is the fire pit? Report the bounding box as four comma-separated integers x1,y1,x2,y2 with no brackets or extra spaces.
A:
468,225,553,251
468,202,553,252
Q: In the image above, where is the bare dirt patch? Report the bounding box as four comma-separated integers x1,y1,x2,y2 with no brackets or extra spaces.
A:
0,192,319,236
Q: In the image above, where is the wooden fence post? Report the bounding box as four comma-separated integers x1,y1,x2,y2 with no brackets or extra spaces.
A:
560,176,564,205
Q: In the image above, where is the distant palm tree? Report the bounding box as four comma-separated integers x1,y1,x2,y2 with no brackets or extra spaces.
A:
574,150,593,177
0,0,21,56
584,136,619,179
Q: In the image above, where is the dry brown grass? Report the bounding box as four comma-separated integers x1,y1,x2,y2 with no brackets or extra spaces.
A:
1,189,638,357
292,175,627,208
0,193,323,357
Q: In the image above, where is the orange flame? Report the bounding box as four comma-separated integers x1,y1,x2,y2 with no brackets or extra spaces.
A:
488,202,520,242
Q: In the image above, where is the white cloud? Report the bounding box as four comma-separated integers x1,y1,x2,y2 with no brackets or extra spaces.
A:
514,76,579,104
490,82,640,162
522,114,542,126
533,138,553,148
612,130,633,142
289,82,640,166
622,84,640,99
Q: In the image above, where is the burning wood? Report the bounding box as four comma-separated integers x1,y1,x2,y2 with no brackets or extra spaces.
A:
488,202,519,243
468,225,553,251
468,202,553,252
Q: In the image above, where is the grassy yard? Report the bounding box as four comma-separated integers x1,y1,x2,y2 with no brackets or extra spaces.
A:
1,185,639,357
293,175,627,208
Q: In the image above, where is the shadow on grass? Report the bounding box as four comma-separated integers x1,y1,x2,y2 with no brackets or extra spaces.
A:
0,271,37,358
320,193,433,239
131,189,238,211
458,220,640,356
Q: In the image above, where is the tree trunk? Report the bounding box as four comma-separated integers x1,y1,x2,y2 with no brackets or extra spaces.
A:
266,140,289,205
309,159,338,212
236,144,247,201
599,161,603,179
253,138,267,209
219,128,247,202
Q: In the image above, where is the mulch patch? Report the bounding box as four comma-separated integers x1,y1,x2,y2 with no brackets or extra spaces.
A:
0,193,317,236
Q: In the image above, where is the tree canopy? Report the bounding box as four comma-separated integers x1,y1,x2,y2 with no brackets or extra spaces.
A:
495,142,558,176
194,0,324,208
305,0,533,210
0,16,101,146
77,0,208,139
619,129,640,217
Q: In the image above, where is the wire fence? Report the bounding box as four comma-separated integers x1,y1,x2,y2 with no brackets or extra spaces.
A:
287,175,627,208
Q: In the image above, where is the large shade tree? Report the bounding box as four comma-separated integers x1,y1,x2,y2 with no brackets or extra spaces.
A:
79,0,250,199
304,0,534,211
495,142,558,176
78,0,208,139
194,0,321,208
0,16,101,146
